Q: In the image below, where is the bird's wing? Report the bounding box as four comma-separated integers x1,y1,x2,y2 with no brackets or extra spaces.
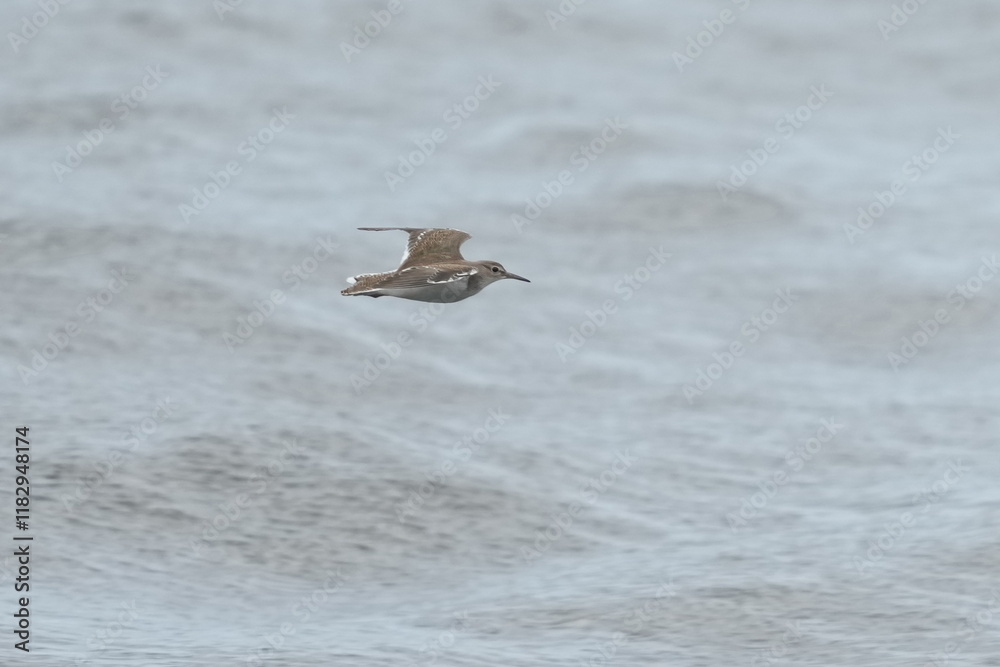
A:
358,227,472,269
386,265,476,288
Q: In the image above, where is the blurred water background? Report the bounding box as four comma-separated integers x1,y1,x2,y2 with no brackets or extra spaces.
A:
1,0,999,664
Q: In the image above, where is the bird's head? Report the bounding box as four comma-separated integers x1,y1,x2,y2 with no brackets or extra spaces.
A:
480,261,530,284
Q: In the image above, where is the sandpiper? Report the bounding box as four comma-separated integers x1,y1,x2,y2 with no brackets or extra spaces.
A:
341,227,529,302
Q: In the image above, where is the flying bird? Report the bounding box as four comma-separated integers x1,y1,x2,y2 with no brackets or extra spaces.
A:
341,227,530,302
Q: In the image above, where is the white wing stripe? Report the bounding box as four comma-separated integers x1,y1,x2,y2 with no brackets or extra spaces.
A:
427,268,476,284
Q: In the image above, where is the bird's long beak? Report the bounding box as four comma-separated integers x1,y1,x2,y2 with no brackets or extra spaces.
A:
506,272,530,282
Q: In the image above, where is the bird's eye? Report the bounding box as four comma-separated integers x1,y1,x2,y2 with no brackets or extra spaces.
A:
491,266,500,273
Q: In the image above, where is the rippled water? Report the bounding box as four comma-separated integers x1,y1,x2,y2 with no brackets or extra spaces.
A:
2,1,999,665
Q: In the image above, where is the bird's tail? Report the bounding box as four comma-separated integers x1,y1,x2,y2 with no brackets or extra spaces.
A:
341,271,391,296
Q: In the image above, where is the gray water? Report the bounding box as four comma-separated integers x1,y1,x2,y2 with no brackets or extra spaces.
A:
2,1,999,665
